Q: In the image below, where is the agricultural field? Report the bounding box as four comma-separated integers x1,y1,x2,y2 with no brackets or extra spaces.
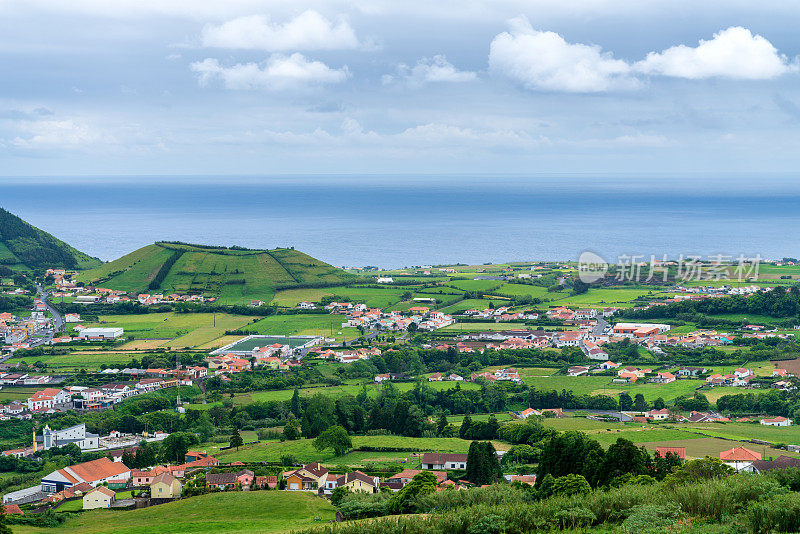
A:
79,312,257,348
247,313,358,342
204,435,478,464
77,242,354,304
14,491,334,534
521,374,709,403
10,351,137,371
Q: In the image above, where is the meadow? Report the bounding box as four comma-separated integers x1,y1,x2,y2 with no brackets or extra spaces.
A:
15,491,334,534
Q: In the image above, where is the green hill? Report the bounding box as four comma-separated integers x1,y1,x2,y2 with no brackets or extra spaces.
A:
12,490,335,534
77,241,355,303
0,207,101,271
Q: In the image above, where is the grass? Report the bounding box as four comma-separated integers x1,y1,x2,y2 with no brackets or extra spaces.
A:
81,312,257,348
639,436,795,460
247,314,359,343
204,435,474,463
15,490,335,534
78,243,353,304
520,374,707,403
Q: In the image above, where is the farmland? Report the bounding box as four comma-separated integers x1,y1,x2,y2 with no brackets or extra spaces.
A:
77,242,354,304
13,491,334,534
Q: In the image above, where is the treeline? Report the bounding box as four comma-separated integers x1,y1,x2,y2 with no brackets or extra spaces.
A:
0,295,33,312
149,249,185,290
622,285,800,320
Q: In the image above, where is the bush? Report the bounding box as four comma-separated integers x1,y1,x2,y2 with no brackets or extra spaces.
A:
747,492,800,533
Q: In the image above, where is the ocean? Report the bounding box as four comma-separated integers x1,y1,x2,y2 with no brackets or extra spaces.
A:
1,174,798,268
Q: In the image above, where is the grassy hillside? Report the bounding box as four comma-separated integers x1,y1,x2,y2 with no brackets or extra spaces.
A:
0,208,100,271
13,490,335,534
77,242,354,303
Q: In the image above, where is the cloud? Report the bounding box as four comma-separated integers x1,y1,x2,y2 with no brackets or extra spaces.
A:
489,16,636,92
190,53,350,90
634,26,797,79
9,119,110,150
384,55,477,86
200,11,360,51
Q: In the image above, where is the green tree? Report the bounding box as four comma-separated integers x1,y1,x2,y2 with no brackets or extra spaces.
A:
283,417,301,440
290,388,302,417
596,438,649,487
330,486,351,507
466,441,502,485
134,440,158,468
633,393,648,412
0,506,11,534
389,471,438,513
302,394,336,438
551,473,591,496
664,457,734,486
619,393,633,411
160,432,199,464
459,414,472,439
653,397,666,410
313,425,352,457
230,428,244,450
436,412,449,436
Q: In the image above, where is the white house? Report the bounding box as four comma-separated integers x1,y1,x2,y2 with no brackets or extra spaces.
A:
77,327,123,340
761,416,792,427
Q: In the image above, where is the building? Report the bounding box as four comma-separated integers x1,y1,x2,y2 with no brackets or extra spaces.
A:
567,366,589,376
719,447,761,470
77,327,124,341
646,409,673,421
421,453,467,470
82,486,116,510
384,469,447,490
205,470,254,490
285,463,330,492
150,473,182,499
36,423,100,451
27,388,70,411
761,416,792,427
655,447,686,460
330,471,380,493
41,457,130,493
744,456,800,473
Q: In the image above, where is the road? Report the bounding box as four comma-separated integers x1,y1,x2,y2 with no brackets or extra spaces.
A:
592,315,609,336
30,284,63,347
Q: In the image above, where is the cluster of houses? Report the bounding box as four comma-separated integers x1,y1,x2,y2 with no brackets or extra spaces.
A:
461,306,539,322
340,305,454,332
0,306,53,350
205,352,302,374
311,347,382,364
469,368,522,383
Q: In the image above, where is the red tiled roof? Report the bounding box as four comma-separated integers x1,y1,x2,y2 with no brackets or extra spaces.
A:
720,447,761,462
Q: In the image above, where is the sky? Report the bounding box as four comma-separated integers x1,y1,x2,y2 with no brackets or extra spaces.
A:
1,0,800,176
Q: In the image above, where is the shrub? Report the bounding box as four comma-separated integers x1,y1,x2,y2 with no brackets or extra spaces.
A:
747,492,800,533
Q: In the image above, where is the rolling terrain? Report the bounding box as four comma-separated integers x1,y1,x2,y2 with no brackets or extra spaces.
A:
0,208,101,271
77,242,355,303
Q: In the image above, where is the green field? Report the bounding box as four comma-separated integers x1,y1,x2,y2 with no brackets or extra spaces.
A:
78,312,257,348
15,490,334,534
247,314,358,342
77,242,353,304
521,374,707,403
205,435,476,463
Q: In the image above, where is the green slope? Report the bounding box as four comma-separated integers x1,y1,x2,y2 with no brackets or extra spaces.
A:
0,207,101,271
77,241,355,303
12,490,335,534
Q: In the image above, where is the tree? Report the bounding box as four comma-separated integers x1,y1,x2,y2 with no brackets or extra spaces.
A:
283,417,301,440
0,506,11,534
459,414,472,439
302,394,336,438
596,438,649,487
653,397,666,410
551,473,591,496
330,486,351,507
436,413,449,436
313,425,352,457
619,393,633,411
134,440,158,468
389,471,437,513
160,432,199,464
633,393,648,412
664,457,734,486
466,441,502,485
230,429,244,450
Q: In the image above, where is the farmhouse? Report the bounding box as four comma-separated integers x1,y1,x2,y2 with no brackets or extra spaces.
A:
567,366,589,376
421,453,467,470
284,463,329,492
720,447,761,470
82,486,115,510
655,447,686,460
761,416,792,427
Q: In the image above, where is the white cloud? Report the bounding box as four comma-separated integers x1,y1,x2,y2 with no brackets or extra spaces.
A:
190,53,350,90
634,26,797,79
489,15,636,92
10,119,109,149
385,55,477,86
200,11,360,51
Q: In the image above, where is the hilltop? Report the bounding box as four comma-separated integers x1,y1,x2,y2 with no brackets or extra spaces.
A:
0,208,101,271
76,241,355,303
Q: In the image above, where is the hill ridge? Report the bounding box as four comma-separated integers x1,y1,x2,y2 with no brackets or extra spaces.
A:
0,207,101,271
77,241,354,304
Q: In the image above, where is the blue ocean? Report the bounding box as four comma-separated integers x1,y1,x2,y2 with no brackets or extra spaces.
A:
1,174,798,268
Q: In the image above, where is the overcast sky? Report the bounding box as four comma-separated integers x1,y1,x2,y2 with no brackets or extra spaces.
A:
2,0,800,176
